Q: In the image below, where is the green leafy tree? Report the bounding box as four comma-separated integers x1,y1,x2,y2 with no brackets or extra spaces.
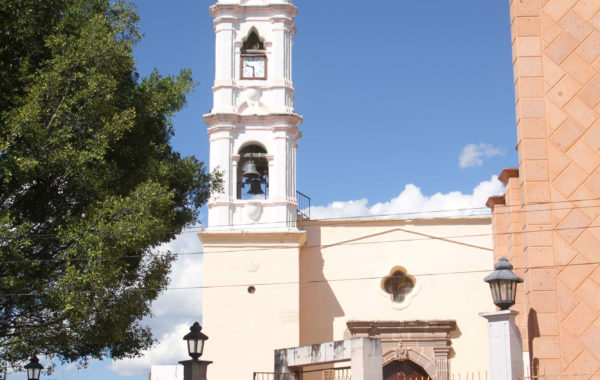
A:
0,0,220,367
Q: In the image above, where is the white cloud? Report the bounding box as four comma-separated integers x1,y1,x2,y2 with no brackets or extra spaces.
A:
458,143,505,168
109,228,204,377
109,177,505,376
310,176,504,220
109,324,190,377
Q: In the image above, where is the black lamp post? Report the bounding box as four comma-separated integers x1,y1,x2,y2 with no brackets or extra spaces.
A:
183,322,209,360
180,322,212,380
484,257,524,310
24,356,43,380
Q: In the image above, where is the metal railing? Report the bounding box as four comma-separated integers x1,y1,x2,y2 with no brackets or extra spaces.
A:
296,190,311,220
323,367,352,380
519,376,600,379
450,372,487,379
252,370,600,380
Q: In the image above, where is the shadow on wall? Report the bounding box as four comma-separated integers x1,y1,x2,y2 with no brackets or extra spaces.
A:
448,325,462,359
299,225,345,346
528,308,540,377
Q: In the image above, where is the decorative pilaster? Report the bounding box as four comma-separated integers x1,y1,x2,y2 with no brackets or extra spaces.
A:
212,15,237,114
433,347,451,380
266,154,275,199
231,154,240,200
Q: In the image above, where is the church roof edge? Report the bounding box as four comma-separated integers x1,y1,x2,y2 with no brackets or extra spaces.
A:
298,216,491,228
198,230,307,245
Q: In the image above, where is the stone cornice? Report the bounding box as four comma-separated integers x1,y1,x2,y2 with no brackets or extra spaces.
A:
346,320,457,335
486,195,506,210
198,230,306,246
210,3,298,18
204,112,303,126
207,125,301,140
498,168,519,184
212,15,238,24
212,83,295,91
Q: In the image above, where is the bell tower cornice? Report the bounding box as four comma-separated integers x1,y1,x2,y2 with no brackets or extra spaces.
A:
210,3,298,19
204,113,302,126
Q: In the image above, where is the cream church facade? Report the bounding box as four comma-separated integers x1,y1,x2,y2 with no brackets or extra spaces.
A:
198,1,496,379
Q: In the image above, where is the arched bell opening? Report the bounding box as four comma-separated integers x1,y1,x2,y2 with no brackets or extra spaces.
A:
237,144,268,200
383,360,431,380
241,27,265,53
240,28,267,80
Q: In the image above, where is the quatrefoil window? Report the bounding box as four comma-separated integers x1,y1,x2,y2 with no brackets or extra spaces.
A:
381,267,416,304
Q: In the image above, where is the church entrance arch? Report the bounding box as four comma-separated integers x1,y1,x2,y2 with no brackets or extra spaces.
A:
383,360,431,380
346,320,457,380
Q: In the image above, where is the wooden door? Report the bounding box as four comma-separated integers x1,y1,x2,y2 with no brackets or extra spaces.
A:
383,360,431,380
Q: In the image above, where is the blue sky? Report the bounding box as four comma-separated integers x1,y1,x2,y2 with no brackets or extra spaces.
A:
13,1,518,379
129,0,518,208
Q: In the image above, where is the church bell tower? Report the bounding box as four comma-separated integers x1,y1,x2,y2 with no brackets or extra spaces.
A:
204,0,302,231
199,1,306,379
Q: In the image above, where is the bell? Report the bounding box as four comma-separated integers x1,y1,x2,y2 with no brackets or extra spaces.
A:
248,180,264,195
243,161,260,179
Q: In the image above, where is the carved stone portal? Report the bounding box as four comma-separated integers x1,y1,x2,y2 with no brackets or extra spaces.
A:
346,320,457,380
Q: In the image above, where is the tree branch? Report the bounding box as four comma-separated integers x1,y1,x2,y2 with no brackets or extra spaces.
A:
46,95,66,130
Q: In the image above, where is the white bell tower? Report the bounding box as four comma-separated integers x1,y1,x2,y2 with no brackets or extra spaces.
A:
199,4,305,379
205,0,302,231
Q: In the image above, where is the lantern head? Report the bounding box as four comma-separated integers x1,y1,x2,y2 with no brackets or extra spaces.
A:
24,356,43,380
484,257,523,310
183,322,209,360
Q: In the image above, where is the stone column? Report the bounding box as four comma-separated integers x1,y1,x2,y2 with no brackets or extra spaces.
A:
231,154,240,200
351,338,383,380
212,15,236,114
266,154,275,200
178,360,212,380
480,310,523,380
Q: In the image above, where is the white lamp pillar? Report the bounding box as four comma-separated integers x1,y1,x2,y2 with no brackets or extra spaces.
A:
480,310,523,380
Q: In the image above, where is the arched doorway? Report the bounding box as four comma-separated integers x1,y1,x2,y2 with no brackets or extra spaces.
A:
383,360,431,380
347,320,455,380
